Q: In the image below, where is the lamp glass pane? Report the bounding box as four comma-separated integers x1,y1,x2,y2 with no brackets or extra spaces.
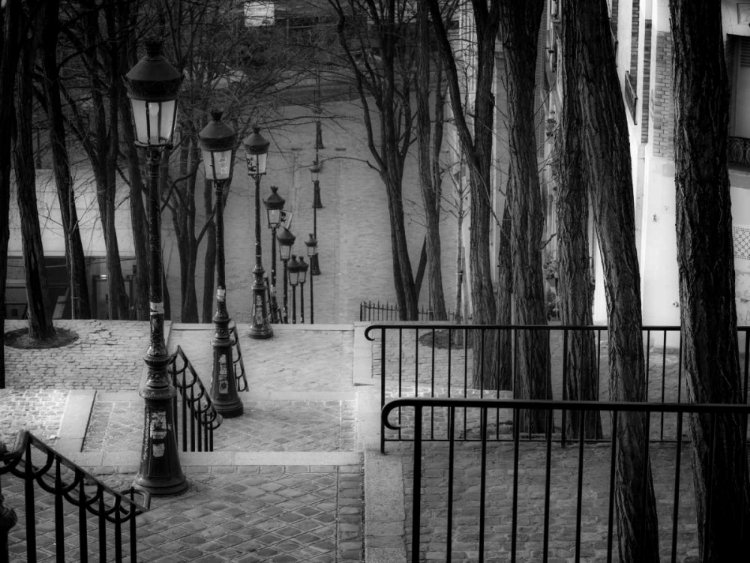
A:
267,208,281,228
257,152,267,175
280,244,292,261
213,149,233,180
306,244,316,257
160,99,178,144
290,269,299,286
131,99,149,144
299,267,307,285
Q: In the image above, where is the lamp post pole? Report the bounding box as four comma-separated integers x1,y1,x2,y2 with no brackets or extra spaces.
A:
244,127,272,339
299,257,308,324
288,255,301,324
304,234,317,324
264,186,285,324
310,163,322,276
199,111,242,418
124,39,186,496
276,227,295,324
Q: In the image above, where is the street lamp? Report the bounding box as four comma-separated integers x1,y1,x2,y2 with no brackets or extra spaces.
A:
123,39,186,496
298,257,309,324
304,234,317,324
276,227,296,324
288,255,303,325
243,126,272,339
264,186,285,323
198,110,243,418
310,162,322,276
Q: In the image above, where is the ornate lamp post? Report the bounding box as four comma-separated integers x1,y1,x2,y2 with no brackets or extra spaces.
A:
276,227,296,324
288,255,303,324
304,234,317,324
243,126,273,339
309,162,323,276
123,39,186,495
198,111,243,418
264,186,285,323
298,257,309,324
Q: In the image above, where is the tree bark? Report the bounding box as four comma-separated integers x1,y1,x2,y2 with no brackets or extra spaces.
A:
495,197,512,391
425,0,501,388
117,0,150,321
557,5,602,440
1,0,23,385
14,4,55,340
41,0,91,320
568,1,660,560
669,2,750,559
499,0,551,428
415,1,447,321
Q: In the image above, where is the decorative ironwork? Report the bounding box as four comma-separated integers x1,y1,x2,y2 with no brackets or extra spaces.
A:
231,324,249,392
734,225,750,260
624,71,638,124
168,347,223,452
1,432,149,561
728,136,750,167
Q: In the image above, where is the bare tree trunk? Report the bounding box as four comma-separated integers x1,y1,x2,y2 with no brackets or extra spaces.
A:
568,1,660,560
499,0,551,429
425,0,501,388
415,1,447,321
496,199,512,391
14,7,55,340
118,0,149,321
557,7,602,440
41,0,91,320
0,0,23,385
669,2,750,559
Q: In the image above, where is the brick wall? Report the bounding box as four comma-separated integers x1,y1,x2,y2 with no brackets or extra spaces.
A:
630,0,640,76
652,31,674,158
641,20,652,143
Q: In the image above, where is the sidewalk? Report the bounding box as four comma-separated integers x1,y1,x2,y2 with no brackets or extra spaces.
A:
1,320,406,562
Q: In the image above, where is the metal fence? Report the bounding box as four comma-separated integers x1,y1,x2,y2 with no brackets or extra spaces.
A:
168,347,222,452
1,432,150,562
365,323,750,451
384,397,750,563
359,301,455,322
231,324,248,392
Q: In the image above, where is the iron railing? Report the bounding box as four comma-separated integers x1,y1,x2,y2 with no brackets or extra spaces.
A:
168,347,222,452
625,70,638,124
1,431,149,562
359,300,455,322
366,323,750,451
231,324,249,392
384,397,750,563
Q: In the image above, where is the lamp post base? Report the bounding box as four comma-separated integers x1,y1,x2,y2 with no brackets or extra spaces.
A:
211,327,244,418
311,254,321,276
249,276,273,339
135,354,188,496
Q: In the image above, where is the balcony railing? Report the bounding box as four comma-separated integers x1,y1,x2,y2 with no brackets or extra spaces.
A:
625,71,638,124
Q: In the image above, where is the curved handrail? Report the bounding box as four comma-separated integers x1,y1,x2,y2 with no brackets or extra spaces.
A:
170,346,223,431
382,396,750,431
0,431,150,525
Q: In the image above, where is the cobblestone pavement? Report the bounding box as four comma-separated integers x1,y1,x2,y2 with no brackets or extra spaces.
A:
3,323,366,562
394,441,701,562
3,319,149,391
